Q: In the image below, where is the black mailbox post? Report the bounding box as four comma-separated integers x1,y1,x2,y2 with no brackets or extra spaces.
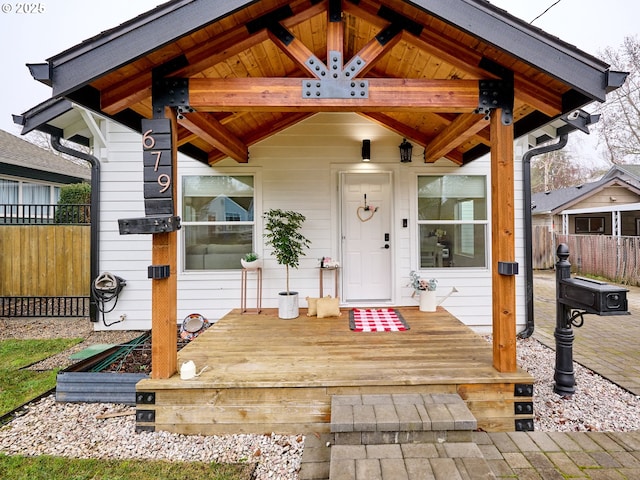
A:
553,244,629,396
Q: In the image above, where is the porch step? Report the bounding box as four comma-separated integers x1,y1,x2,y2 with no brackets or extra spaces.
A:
300,393,494,480
330,393,477,442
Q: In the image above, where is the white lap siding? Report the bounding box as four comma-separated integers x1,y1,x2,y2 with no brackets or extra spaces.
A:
94,113,525,334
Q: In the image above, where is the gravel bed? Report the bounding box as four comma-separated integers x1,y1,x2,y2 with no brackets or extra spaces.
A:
2,320,640,479
0,396,303,479
516,336,640,432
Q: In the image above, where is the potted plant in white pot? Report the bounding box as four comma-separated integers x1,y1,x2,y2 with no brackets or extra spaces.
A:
263,208,311,319
241,252,262,270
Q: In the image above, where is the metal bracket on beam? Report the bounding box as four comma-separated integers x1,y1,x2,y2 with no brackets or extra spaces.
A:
328,0,342,22
136,409,156,423
476,57,514,126
151,55,190,118
514,402,534,415
514,384,534,397
246,5,294,34
176,105,195,120
136,392,156,405
377,5,423,37
476,79,514,126
152,78,190,117
302,51,368,98
515,419,534,431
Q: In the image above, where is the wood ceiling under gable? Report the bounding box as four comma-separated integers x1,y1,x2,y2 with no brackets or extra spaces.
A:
88,0,578,165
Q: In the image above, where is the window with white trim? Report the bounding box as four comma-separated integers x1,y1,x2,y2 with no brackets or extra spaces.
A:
0,177,61,218
417,175,488,268
182,175,255,270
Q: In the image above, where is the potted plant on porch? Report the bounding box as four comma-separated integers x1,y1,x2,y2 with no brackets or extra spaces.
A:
410,270,438,312
263,208,311,319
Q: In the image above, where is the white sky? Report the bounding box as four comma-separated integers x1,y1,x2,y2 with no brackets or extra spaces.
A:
0,0,637,163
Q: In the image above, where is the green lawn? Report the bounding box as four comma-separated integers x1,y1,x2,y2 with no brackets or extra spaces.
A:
0,338,257,479
0,454,254,480
0,338,83,417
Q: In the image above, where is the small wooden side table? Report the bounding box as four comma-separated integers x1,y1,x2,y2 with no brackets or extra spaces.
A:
319,266,340,297
241,267,262,314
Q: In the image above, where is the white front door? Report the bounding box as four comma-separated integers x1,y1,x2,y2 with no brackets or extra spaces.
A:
341,172,393,302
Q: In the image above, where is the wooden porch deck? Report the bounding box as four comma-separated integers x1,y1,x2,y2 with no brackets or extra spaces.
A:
135,307,533,434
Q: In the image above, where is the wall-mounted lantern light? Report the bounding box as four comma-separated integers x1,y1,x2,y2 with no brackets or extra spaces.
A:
362,139,371,162
399,138,413,163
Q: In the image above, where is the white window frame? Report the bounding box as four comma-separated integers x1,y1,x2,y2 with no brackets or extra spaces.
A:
416,174,489,269
180,173,258,272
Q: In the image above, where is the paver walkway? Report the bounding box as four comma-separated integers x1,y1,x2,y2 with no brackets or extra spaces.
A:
299,271,640,479
532,270,640,395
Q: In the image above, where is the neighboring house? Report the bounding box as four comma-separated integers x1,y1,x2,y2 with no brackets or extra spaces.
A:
11,0,624,361
0,128,90,220
531,165,640,236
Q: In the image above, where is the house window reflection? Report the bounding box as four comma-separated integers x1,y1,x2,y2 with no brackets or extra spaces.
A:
182,175,254,270
417,175,488,268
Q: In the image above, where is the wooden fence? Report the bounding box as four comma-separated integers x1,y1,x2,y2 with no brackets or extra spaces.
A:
556,234,640,286
532,226,556,270
533,228,640,286
0,225,90,296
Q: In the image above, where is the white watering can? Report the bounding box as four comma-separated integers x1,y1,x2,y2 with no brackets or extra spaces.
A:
180,360,209,380
437,286,459,306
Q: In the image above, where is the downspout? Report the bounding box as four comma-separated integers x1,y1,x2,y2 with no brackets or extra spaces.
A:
518,134,568,338
50,135,100,322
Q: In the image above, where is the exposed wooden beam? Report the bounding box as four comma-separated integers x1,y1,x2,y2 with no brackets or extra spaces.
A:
178,112,248,163
490,109,517,373
188,78,479,112
176,129,198,147
436,113,490,144
513,77,562,117
423,113,489,163
352,29,402,77
100,0,325,115
267,26,322,78
344,2,561,116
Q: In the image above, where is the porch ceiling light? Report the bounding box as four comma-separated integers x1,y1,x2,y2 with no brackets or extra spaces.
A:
399,138,413,163
362,139,371,162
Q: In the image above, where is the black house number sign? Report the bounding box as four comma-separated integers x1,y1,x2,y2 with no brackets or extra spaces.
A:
141,118,174,216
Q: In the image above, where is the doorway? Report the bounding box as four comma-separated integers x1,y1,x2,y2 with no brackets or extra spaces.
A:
340,172,393,302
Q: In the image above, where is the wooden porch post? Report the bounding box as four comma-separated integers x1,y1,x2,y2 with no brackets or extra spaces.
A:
490,109,517,373
151,108,178,379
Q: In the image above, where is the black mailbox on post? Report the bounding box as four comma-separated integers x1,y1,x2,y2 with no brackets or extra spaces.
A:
559,276,629,316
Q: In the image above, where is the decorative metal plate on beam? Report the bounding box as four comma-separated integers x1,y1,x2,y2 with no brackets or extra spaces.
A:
302,51,368,99
476,79,514,125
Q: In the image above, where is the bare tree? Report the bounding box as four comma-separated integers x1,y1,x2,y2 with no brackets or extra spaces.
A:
23,130,92,169
594,35,640,164
530,147,593,193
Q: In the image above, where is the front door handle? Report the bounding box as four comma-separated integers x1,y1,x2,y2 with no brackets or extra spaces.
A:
382,244,390,249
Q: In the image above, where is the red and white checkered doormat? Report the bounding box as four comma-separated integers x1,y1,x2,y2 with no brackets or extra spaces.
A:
349,308,409,332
